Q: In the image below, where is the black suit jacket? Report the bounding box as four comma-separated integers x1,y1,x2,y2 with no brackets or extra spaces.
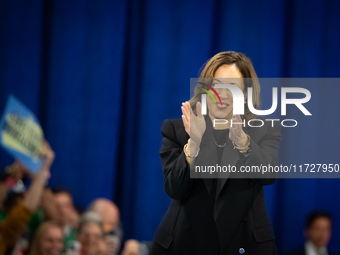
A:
150,116,281,255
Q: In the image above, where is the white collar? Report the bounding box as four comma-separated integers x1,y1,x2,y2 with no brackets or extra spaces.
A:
305,240,328,255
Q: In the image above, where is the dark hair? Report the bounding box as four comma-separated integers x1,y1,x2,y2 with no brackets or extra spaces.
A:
3,192,25,213
305,210,332,229
190,51,260,122
51,186,72,196
0,172,9,183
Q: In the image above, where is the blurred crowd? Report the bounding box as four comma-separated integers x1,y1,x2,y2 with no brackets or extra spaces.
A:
0,142,151,255
0,143,336,255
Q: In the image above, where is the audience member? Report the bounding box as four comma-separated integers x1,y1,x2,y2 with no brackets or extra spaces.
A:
76,212,105,255
87,199,120,233
0,160,60,254
121,240,139,255
286,210,335,255
27,221,64,255
121,239,151,255
52,187,79,246
0,141,55,255
87,198,122,254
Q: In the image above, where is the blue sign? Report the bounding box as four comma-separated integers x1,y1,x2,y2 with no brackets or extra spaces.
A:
0,95,44,172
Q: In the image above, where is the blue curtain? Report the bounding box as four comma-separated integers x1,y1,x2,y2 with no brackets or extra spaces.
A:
1,0,340,253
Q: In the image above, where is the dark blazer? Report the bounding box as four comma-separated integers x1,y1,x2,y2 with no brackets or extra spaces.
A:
150,116,281,255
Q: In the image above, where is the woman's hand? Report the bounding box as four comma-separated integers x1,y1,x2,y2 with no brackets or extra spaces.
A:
229,115,249,148
181,101,206,144
8,159,32,182
39,140,55,171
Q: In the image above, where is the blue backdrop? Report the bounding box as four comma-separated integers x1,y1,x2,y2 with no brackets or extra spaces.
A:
1,0,340,253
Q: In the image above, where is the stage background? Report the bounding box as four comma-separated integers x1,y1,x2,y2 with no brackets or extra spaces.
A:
1,0,340,253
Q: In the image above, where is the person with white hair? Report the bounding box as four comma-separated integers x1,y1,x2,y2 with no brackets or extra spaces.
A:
87,199,122,255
